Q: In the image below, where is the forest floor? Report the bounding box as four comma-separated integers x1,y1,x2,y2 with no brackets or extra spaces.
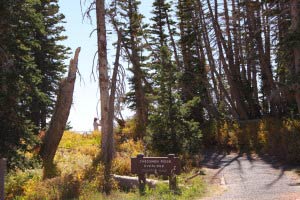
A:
201,152,300,200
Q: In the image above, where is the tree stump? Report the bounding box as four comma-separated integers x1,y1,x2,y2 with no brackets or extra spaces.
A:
0,158,7,200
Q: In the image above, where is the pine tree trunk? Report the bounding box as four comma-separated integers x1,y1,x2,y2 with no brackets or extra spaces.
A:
40,47,80,179
243,2,261,118
164,9,181,70
190,2,219,118
290,0,300,113
207,0,248,119
196,0,237,116
128,0,148,139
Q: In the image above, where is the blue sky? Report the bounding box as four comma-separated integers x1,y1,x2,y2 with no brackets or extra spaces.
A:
59,0,153,131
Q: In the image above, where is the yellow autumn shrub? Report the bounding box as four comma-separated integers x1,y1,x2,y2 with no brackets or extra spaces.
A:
112,139,144,175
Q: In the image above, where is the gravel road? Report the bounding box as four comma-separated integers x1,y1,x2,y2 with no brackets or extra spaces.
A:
201,152,300,200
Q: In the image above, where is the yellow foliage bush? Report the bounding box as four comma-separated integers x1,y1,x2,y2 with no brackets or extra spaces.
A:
115,118,139,141
112,155,131,175
216,121,240,150
60,131,101,149
22,174,80,200
5,169,42,199
121,119,137,138
6,130,145,199
113,139,144,175
117,139,144,156
211,118,300,163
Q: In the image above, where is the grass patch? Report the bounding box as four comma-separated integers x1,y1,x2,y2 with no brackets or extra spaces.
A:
79,171,206,200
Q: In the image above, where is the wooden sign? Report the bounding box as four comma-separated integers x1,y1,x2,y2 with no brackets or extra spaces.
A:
131,154,180,175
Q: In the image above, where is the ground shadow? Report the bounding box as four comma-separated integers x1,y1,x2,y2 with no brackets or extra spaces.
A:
201,150,245,182
201,149,300,188
258,153,300,187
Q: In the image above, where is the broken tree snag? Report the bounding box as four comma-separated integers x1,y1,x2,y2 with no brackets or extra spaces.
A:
40,47,81,179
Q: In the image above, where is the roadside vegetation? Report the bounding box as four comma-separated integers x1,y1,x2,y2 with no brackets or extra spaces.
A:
5,117,300,199
206,118,300,164
5,130,206,200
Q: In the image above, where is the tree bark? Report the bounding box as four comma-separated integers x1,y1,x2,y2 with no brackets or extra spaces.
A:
290,0,300,113
164,8,181,70
40,47,80,179
206,0,248,119
191,1,220,118
95,0,113,194
243,1,261,118
197,0,239,117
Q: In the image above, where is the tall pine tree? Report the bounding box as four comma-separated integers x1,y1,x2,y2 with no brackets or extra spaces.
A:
30,0,69,129
112,0,149,139
0,0,42,169
0,0,69,169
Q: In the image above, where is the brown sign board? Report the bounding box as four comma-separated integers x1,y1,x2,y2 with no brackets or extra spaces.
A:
131,154,180,175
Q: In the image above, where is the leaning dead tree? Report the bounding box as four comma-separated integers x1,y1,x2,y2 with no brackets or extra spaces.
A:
40,47,81,179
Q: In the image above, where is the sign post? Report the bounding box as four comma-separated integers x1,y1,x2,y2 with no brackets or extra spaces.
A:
131,154,180,193
0,158,7,200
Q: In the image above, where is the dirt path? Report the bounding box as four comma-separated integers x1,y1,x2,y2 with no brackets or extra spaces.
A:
201,152,300,200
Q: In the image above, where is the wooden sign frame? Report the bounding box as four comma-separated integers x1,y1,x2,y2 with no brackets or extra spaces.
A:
131,154,180,192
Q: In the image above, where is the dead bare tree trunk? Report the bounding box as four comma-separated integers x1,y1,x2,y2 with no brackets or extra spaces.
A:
40,47,80,179
104,29,122,195
191,2,220,118
96,0,120,194
96,0,109,154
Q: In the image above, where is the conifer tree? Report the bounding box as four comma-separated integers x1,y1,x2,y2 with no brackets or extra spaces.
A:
148,0,202,154
177,0,208,123
0,0,43,169
148,46,183,154
112,0,149,139
30,0,69,129
0,0,69,169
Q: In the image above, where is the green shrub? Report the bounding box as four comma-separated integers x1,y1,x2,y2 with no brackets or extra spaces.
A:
5,169,42,199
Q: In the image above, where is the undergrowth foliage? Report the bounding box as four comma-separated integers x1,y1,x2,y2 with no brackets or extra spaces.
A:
5,130,145,199
5,118,299,199
204,118,300,164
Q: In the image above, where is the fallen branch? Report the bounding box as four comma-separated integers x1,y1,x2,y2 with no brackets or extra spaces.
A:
112,174,159,190
184,170,205,183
